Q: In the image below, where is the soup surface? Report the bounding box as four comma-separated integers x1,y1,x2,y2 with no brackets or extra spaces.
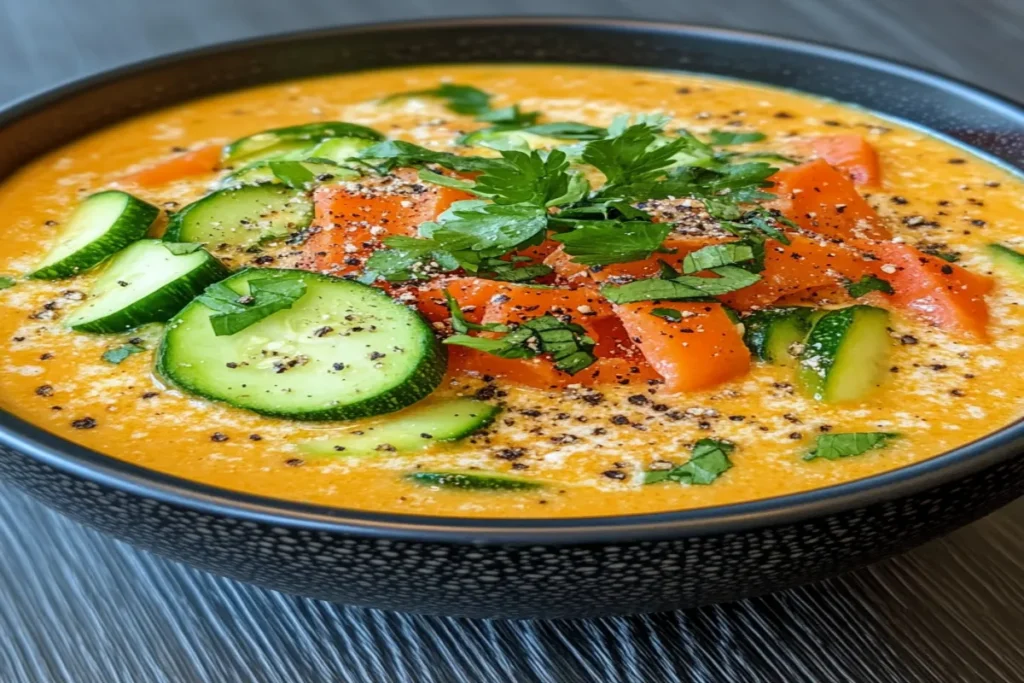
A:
1,64,1022,518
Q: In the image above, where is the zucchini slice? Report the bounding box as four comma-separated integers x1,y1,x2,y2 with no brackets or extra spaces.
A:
460,129,568,151
220,159,359,189
405,471,543,491
306,137,379,164
31,191,159,280
798,305,891,402
299,398,499,456
743,307,819,366
65,240,229,333
986,243,1024,286
157,269,446,420
163,184,313,248
223,122,384,164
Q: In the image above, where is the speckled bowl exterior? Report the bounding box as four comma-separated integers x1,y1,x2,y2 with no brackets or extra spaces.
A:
1,19,1022,619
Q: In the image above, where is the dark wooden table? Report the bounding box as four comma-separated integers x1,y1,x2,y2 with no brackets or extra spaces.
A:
2,2,1022,681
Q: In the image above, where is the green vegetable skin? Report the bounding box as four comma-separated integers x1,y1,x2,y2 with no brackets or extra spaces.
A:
31,191,159,279
742,307,819,367
64,240,229,333
405,471,544,491
798,306,891,402
222,122,384,163
299,399,499,456
163,184,313,248
157,269,446,421
986,243,1024,285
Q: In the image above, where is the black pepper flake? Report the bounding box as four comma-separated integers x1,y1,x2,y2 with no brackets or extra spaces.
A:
940,264,954,275
788,432,803,440
728,415,745,422
970,219,986,227
890,196,908,205
332,362,345,371
602,470,627,480
819,424,833,433
285,458,304,467
210,432,229,442
950,388,965,397
947,158,966,165
627,394,649,406
900,334,919,345
249,434,263,441
521,409,542,418
581,392,604,406
368,351,385,360
610,415,630,426
511,462,529,471
592,427,607,436
495,447,526,461
313,326,333,337
651,403,669,412
39,353,54,361
71,417,97,430
252,255,274,265
225,362,238,369
35,385,54,397
474,385,497,401
141,391,159,399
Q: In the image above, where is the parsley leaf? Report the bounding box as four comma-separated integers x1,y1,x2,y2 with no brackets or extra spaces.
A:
552,221,673,266
101,343,145,364
384,83,492,115
805,432,899,461
0,276,16,290
197,277,307,336
708,129,766,145
583,123,687,188
430,202,549,260
444,290,508,334
162,242,205,256
650,307,683,322
601,266,761,304
644,439,735,485
682,243,756,273
845,275,894,298
474,149,586,207
475,104,539,126
478,259,554,283
267,160,317,188
359,140,504,174
444,314,597,374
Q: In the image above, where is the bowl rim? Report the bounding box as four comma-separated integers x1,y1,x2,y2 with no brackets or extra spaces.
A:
1,16,1022,545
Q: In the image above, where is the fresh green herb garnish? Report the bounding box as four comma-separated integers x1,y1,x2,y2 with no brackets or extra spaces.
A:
513,122,607,140
682,243,756,273
266,160,317,188
444,290,508,334
162,242,205,256
360,140,505,174
197,277,307,336
474,149,588,207
583,123,689,189
444,314,597,374
552,221,673,266
475,104,539,126
708,129,766,146
102,343,145,364
650,307,684,322
805,432,899,461
644,438,735,485
601,266,761,304
384,83,493,116
477,259,554,283
0,276,16,290
845,275,894,298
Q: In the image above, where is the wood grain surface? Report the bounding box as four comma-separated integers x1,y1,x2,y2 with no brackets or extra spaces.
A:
1,1,1022,681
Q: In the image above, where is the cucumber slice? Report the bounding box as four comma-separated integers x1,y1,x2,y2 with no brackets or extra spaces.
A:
306,137,378,164
64,240,229,333
221,159,360,188
743,307,818,366
798,305,891,402
461,129,567,151
157,269,446,420
223,122,384,164
31,191,159,280
299,398,499,456
405,471,543,491
986,243,1024,286
163,184,313,248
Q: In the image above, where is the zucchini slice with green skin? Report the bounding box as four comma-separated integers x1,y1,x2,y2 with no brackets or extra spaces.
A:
299,398,499,456
31,191,159,280
986,243,1024,285
220,159,360,188
163,184,313,248
306,137,379,164
156,269,446,421
65,240,230,333
743,307,819,366
798,305,891,402
460,129,568,151
405,471,543,491
223,122,384,164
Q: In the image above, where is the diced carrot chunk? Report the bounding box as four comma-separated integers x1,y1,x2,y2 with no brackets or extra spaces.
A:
121,144,222,187
300,171,473,275
614,302,750,393
406,277,509,324
480,284,615,326
807,135,881,186
544,238,724,283
719,233,878,311
859,242,993,340
447,346,570,389
772,159,890,240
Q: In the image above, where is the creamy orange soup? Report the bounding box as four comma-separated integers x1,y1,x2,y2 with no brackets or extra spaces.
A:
1,65,1022,518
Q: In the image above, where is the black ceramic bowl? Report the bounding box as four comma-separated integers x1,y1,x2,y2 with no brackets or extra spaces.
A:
1,18,1022,620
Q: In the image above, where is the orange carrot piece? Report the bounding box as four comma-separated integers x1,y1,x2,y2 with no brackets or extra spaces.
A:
480,284,615,326
719,233,878,311
544,238,724,283
614,302,750,393
772,159,890,240
407,277,509,324
859,242,994,340
300,172,473,275
807,135,881,186
121,144,222,187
